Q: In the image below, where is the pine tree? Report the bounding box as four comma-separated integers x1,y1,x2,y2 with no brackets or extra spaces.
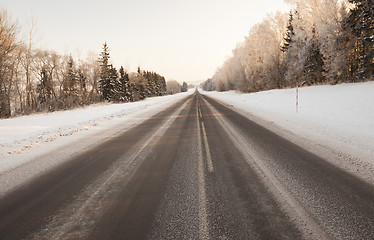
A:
109,66,120,102
154,74,160,96
128,82,136,102
283,10,304,87
181,81,188,92
159,76,166,95
303,26,325,85
118,66,130,102
348,0,374,80
63,55,78,107
144,71,154,97
99,42,112,101
281,11,295,53
137,82,146,100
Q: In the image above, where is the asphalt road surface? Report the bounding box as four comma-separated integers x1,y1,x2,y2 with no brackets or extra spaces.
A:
1,91,374,240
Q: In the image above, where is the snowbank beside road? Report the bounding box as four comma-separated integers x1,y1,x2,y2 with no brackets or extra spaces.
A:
201,82,374,180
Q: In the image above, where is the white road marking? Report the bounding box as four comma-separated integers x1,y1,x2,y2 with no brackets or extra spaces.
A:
201,122,214,173
197,105,210,240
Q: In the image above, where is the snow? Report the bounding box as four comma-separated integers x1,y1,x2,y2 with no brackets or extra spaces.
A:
0,91,193,194
201,82,374,182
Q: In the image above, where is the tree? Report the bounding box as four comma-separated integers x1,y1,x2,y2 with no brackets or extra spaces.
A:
201,78,216,91
109,66,120,102
118,66,130,102
37,67,54,111
158,75,167,95
99,42,112,101
62,55,78,107
347,0,373,80
77,68,88,104
181,81,188,92
166,80,181,94
303,26,325,85
281,11,295,53
0,9,18,118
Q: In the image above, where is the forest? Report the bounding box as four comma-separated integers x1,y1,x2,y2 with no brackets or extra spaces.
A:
0,8,180,119
202,0,373,92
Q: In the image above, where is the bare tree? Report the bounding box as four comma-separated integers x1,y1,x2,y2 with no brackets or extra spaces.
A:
0,9,19,118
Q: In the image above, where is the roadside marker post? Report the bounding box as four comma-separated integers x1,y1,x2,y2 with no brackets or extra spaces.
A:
296,83,299,113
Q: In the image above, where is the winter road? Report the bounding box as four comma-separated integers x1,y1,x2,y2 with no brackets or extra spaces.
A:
0,91,374,239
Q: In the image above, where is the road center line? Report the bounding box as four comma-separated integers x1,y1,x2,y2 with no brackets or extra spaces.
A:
197,105,210,240
201,122,214,173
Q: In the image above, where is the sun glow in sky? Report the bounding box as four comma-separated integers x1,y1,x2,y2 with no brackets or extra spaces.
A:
1,0,290,84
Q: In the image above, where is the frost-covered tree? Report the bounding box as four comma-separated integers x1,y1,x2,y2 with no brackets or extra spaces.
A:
281,11,295,53
347,0,373,80
166,80,181,94
201,78,216,91
303,25,325,85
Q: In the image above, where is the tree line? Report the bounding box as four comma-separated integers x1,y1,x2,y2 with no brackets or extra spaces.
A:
0,8,170,119
202,0,373,92
98,42,166,103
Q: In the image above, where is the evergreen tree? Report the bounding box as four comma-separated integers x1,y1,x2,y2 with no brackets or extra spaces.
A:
159,76,167,95
63,55,78,107
128,82,136,102
348,0,374,80
109,66,120,102
99,42,112,101
181,81,188,92
118,66,131,102
329,3,353,84
153,73,160,96
281,11,295,53
37,67,54,110
137,82,146,100
144,71,154,97
303,26,325,85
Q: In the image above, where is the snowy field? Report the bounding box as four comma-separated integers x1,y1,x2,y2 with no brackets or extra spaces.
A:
202,82,374,182
0,91,193,194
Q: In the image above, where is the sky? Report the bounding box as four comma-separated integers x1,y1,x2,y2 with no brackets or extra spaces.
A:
0,0,290,84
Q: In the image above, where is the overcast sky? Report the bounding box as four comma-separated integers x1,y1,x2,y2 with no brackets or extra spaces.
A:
0,0,290,84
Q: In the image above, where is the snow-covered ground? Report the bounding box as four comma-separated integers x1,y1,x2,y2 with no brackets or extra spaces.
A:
0,91,193,194
202,82,374,183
